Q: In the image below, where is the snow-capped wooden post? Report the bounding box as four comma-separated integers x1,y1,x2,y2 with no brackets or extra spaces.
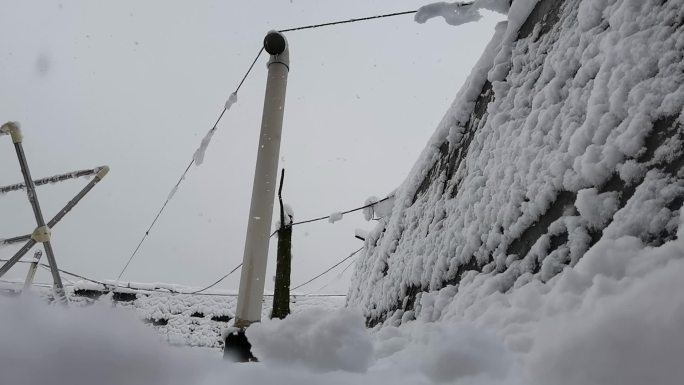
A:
271,168,292,319
226,31,289,361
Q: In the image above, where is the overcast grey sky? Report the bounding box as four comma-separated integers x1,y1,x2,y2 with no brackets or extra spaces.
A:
0,1,502,294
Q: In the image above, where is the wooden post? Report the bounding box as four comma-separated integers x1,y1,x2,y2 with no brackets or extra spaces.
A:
271,168,292,319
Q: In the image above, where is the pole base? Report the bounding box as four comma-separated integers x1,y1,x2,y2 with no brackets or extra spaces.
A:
223,330,257,362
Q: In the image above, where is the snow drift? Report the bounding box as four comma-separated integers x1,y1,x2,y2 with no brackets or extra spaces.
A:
2,221,683,385
2,1,683,384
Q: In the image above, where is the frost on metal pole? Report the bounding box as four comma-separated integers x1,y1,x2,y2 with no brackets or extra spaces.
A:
225,31,290,362
0,166,110,248
0,122,66,303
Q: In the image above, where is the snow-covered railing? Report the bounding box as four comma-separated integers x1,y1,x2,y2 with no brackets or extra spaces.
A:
0,166,110,248
0,167,104,195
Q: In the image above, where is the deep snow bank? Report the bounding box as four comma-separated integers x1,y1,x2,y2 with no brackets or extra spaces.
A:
1,221,683,384
348,0,684,326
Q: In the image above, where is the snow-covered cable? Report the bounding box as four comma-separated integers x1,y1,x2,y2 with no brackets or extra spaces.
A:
40,264,75,285
291,247,363,291
1,258,349,297
290,197,390,226
0,258,108,287
116,46,265,281
188,262,243,294
278,10,418,32
266,196,390,238
309,256,357,295
116,9,428,283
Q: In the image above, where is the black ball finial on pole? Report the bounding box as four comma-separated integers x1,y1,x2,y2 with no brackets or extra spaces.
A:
264,32,287,55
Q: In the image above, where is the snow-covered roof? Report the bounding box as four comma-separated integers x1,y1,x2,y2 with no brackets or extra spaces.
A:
348,0,684,325
0,284,344,349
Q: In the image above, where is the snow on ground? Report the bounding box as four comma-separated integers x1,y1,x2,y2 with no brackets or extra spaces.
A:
410,217,684,385
1,1,683,384
0,219,682,384
0,284,345,350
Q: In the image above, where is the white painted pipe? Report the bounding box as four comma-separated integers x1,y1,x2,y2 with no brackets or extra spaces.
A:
23,250,43,291
234,31,290,328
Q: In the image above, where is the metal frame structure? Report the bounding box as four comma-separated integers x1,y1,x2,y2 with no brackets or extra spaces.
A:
1,121,109,302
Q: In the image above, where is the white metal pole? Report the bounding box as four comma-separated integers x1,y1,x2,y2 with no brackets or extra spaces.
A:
1,122,67,303
234,32,290,328
23,250,43,292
